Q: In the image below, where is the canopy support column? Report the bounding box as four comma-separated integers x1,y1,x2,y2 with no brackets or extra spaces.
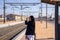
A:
55,2,59,40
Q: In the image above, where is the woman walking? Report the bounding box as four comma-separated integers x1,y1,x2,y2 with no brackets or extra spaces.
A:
25,16,35,40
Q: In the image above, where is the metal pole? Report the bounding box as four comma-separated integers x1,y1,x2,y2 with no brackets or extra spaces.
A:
46,3,48,28
38,7,40,20
12,7,14,14
41,3,42,19
3,0,6,23
21,5,23,21
40,2,42,23
55,2,59,40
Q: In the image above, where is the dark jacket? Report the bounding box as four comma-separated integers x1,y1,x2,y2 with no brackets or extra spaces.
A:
25,20,35,35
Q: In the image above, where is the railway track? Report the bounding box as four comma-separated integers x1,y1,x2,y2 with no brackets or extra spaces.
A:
0,23,26,40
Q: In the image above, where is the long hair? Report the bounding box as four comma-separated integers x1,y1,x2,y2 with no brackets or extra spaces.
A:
30,16,35,22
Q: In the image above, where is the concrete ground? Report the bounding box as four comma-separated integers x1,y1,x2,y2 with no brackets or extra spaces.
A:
21,21,55,40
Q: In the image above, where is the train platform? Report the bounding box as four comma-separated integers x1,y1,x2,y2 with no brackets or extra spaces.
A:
0,21,24,28
12,21,55,40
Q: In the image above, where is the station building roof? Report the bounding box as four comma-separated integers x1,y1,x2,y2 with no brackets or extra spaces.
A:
41,0,60,5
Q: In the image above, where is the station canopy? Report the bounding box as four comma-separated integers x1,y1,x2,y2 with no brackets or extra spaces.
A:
41,0,60,5
51,0,60,2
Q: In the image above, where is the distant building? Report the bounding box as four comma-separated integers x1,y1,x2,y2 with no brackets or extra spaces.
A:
6,14,27,21
0,15,2,18
6,14,15,21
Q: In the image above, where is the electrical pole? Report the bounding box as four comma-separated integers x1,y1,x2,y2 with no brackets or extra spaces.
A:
46,3,48,28
3,0,6,23
21,5,23,21
40,2,42,23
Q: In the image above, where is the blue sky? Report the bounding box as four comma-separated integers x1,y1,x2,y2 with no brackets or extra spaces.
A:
0,0,57,18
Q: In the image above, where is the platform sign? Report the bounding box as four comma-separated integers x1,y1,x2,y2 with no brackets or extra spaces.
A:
51,0,60,2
